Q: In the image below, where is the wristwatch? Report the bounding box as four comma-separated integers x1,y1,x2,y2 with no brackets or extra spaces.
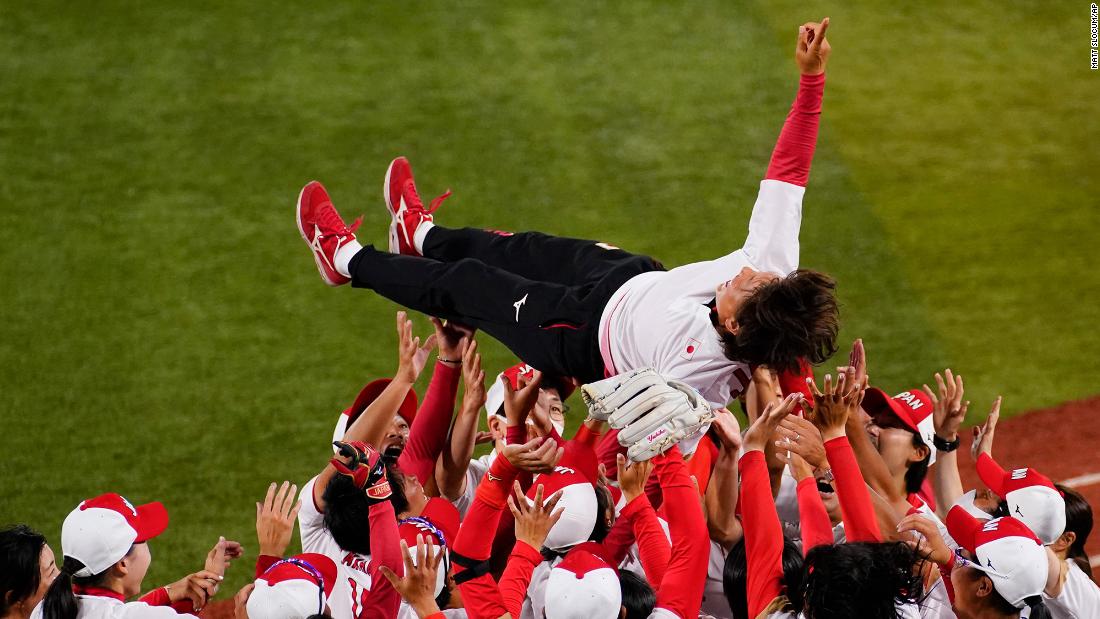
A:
933,434,960,452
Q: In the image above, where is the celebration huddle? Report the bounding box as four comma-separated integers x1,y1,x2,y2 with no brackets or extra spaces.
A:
4,13,1095,619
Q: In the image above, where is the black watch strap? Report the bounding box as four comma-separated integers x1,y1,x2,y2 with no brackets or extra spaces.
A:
933,434,960,452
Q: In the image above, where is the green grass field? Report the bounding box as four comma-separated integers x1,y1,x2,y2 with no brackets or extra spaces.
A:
2,0,1097,596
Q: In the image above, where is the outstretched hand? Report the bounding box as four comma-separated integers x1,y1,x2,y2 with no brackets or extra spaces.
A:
796,17,831,75
508,482,565,549
971,396,1002,460
395,311,426,383
807,368,864,440
460,338,486,413
379,535,444,618
501,437,563,473
744,393,803,453
502,370,543,428
924,369,968,442
256,481,300,557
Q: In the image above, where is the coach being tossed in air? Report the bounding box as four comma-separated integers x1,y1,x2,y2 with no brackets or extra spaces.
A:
295,18,837,416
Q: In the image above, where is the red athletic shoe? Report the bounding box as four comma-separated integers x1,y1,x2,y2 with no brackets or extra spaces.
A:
383,157,451,256
296,181,361,286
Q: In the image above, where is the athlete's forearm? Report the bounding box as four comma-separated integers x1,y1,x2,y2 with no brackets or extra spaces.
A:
399,360,461,482
764,73,825,187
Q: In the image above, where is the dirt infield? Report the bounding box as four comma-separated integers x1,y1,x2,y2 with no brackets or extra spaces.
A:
957,394,1100,566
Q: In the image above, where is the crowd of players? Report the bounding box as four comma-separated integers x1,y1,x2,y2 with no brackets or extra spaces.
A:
3,16,1098,619
3,319,1096,619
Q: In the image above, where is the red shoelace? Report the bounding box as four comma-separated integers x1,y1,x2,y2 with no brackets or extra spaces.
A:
403,179,452,214
315,201,361,239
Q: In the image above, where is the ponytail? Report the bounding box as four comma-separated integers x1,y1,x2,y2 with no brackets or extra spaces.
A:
1023,595,1051,619
42,556,114,619
41,557,82,619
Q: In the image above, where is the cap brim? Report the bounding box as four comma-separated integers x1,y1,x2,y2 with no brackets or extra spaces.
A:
132,502,169,542
863,387,921,434
945,505,981,555
975,453,1007,497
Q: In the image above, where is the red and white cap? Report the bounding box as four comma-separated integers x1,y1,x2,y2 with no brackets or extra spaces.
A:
544,545,621,619
248,553,337,619
398,498,460,596
332,378,419,451
61,493,169,577
862,387,938,465
528,466,598,551
945,507,1049,608
976,453,1065,544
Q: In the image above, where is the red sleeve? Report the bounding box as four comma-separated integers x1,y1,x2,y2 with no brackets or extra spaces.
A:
254,554,281,578
138,587,196,614
597,503,636,566
454,456,519,619
498,541,544,618
739,450,785,618
397,361,460,482
795,478,833,556
595,429,626,481
572,423,603,449
626,495,671,585
362,500,403,619
652,447,709,619
505,424,528,446
824,436,882,543
777,359,815,418
764,73,825,187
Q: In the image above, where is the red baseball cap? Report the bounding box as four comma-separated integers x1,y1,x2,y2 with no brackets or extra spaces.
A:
862,387,938,464
61,493,169,577
332,379,419,449
976,453,1065,544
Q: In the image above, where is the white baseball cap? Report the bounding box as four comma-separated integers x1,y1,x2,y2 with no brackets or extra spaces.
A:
247,553,337,619
544,546,621,619
976,453,1066,545
946,507,1049,609
528,466,599,551
61,493,169,577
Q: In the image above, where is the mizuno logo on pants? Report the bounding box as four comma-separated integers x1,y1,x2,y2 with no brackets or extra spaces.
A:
513,293,529,322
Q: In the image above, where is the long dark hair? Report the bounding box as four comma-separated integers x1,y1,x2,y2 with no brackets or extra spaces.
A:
0,524,48,616
1055,483,1093,578
723,536,804,619
42,547,133,619
800,541,924,619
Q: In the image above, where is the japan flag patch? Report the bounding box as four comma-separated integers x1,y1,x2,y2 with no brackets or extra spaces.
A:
680,337,702,360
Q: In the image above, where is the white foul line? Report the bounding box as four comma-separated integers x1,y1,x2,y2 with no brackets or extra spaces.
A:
1060,471,1100,488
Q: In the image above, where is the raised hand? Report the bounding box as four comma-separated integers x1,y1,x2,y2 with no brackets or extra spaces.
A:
232,583,254,619
164,569,224,611
744,393,803,453
796,17,831,75
807,367,864,440
616,453,655,502
710,408,743,454
774,414,828,470
256,481,301,557
508,482,565,549
923,369,968,442
395,311,424,384
897,513,952,566
837,338,867,387
379,535,445,619
971,396,1002,460
431,316,474,364
502,369,543,428
460,338,486,414
501,437,563,473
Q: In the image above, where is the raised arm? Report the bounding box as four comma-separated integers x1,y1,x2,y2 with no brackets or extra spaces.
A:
764,18,829,187
312,312,424,511
397,318,472,482
436,339,486,502
925,370,969,518
705,410,744,549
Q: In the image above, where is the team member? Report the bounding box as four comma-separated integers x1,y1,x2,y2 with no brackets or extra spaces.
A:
0,525,58,619
294,18,837,409
1041,485,1099,618
40,493,238,619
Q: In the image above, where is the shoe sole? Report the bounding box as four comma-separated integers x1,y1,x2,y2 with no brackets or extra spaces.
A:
383,158,408,255
295,183,345,287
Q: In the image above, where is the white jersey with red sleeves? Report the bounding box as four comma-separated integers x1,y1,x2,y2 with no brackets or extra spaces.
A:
298,477,377,619
598,179,804,408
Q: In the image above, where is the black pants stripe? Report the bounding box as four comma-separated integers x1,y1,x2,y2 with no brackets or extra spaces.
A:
348,226,663,382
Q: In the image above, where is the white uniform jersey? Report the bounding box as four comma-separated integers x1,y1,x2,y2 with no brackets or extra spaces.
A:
450,452,494,518
1044,559,1100,618
298,477,377,619
598,180,804,408
66,596,195,619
